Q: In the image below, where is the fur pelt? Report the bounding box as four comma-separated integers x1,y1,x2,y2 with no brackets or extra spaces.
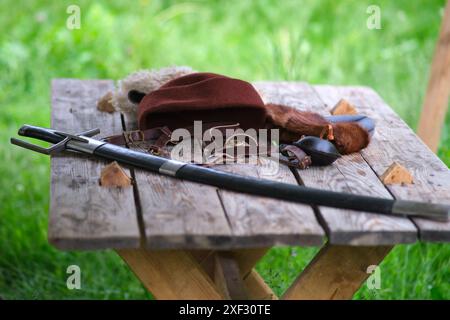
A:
112,66,195,113
266,103,370,154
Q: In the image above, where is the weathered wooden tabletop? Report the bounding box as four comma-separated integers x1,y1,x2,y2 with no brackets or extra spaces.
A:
49,79,450,251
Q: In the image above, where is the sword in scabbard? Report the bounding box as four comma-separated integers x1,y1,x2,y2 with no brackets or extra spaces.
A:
10,124,450,222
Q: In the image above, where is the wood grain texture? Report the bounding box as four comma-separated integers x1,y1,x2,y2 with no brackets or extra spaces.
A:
49,79,140,250
232,248,270,277
418,1,450,152
216,161,325,247
189,249,274,300
254,82,417,245
122,113,233,249
134,170,233,249
244,269,278,300
330,98,358,115
117,248,222,299
282,244,392,300
99,161,132,187
214,252,249,300
380,162,414,185
190,248,269,279
190,248,271,300
314,85,450,242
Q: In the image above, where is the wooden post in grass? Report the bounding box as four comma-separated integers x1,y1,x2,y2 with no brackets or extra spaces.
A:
417,0,450,152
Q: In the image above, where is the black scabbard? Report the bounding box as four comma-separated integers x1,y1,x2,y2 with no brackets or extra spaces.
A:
13,125,450,222
94,141,450,222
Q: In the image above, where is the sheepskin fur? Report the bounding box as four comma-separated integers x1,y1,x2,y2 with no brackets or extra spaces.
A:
112,66,195,113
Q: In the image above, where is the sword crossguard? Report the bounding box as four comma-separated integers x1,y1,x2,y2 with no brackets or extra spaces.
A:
11,125,100,155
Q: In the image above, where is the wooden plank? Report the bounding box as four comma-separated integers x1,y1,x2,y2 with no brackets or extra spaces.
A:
49,79,140,250
117,248,222,299
255,82,417,245
282,244,392,300
122,113,233,249
216,161,325,247
315,85,450,242
132,170,233,249
418,0,450,152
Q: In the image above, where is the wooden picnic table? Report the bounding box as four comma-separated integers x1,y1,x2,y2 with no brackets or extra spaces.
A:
49,79,450,300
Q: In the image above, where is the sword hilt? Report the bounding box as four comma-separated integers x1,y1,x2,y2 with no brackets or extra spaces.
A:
11,125,100,155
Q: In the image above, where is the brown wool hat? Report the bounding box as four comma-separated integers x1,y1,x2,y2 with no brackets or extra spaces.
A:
137,72,267,130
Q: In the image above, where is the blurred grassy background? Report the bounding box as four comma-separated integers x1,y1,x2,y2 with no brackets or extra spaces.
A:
0,0,449,299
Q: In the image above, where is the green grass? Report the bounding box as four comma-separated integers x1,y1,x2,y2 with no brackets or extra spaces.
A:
0,0,449,299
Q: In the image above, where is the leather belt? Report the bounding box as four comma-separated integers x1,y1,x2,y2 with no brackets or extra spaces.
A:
102,123,311,169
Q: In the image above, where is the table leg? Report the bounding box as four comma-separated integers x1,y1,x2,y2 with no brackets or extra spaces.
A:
190,248,277,300
244,269,278,300
282,243,393,300
214,251,249,299
189,248,269,278
230,249,278,299
118,247,276,300
117,248,223,299
119,245,391,300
